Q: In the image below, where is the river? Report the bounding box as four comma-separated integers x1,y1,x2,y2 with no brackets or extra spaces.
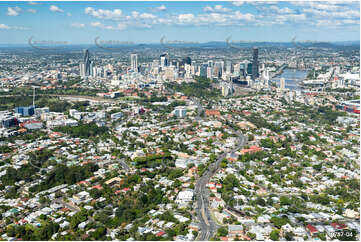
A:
271,68,308,90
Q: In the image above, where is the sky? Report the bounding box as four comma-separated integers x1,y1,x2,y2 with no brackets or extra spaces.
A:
0,1,360,44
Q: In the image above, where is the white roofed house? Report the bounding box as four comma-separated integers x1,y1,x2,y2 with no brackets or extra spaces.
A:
175,189,194,206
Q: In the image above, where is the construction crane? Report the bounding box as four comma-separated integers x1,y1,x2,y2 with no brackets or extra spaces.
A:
31,85,40,108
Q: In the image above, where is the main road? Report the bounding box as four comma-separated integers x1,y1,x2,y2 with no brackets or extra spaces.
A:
193,98,247,241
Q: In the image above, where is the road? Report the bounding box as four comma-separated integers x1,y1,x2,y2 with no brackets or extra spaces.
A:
54,198,80,212
191,98,203,121
193,98,247,241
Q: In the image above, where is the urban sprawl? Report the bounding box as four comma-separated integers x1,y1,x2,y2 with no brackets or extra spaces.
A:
0,42,359,241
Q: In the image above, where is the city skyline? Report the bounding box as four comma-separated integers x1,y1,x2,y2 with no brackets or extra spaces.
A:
0,1,359,242
0,1,360,44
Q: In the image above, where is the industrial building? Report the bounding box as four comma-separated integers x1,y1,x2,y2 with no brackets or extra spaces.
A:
14,106,35,116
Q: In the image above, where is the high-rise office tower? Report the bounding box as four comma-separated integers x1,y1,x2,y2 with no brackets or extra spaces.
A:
247,62,253,76
130,53,138,72
79,63,85,77
200,64,208,77
80,49,92,77
226,61,232,74
183,57,191,65
252,47,259,80
207,67,213,79
84,49,91,76
239,62,246,77
160,53,169,68
214,61,223,78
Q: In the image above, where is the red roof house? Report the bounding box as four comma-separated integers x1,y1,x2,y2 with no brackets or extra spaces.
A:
306,224,318,236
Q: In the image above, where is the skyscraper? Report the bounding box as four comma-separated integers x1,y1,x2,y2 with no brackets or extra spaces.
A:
83,49,91,76
81,49,92,77
252,47,259,80
130,54,138,72
214,61,224,78
160,53,169,68
226,61,232,74
207,67,212,79
200,64,208,77
79,63,85,77
239,62,246,77
247,62,253,76
183,57,191,65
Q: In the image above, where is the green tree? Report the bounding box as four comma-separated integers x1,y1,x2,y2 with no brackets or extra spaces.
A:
270,229,280,241
217,226,228,237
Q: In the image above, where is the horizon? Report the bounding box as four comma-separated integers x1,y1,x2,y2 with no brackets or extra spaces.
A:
0,39,359,47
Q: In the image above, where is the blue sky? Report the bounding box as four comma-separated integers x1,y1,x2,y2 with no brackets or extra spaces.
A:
0,1,359,44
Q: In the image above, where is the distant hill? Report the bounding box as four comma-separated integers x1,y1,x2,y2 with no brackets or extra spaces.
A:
0,40,358,50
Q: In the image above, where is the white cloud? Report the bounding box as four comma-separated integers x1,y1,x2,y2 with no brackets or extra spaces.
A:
314,18,359,27
279,13,306,22
90,21,109,29
248,1,278,5
71,23,85,28
7,7,21,16
315,19,342,26
0,24,29,30
232,11,255,21
0,24,10,29
83,6,259,28
174,11,256,26
303,8,359,19
203,6,213,12
85,7,123,20
203,13,228,24
233,0,278,6
149,5,167,12
67,13,72,17
269,6,294,14
178,14,195,23
288,1,360,27
232,1,244,7
81,4,358,30
139,13,156,19
49,5,64,13
28,1,39,5
131,11,139,18
156,5,167,11
90,21,126,30
27,9,37,14
204,5,231,12
292,1,347,10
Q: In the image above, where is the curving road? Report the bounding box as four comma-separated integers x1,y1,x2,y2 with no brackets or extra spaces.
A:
193,98,247,241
